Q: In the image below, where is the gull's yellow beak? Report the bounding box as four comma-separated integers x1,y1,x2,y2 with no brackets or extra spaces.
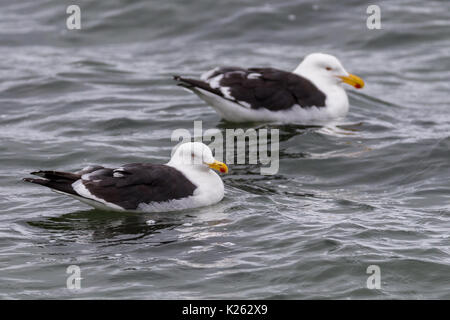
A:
208,160,228,173
339,74,365,89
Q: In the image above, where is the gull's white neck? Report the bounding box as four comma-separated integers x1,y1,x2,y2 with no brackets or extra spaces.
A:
166,161,224,206
293,64,349,118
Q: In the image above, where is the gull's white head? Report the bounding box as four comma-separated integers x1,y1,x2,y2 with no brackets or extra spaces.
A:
169,142,228,173
294,53,364,90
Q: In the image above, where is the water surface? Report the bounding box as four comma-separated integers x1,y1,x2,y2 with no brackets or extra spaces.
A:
0,0,449,299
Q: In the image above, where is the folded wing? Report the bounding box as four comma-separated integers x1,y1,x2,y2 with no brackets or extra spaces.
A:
175,67,326,111
25,164,197,210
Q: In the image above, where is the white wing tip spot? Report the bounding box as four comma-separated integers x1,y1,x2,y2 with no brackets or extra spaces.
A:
113,172,124,178
247,73,261,79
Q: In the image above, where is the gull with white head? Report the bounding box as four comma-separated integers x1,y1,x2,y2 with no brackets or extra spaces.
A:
174,53,364,123
23,142,228,212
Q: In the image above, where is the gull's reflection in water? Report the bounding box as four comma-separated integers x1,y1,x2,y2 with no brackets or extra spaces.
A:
27,201,232,247
216,119,363,142
317,122,364,136
216,121,318,143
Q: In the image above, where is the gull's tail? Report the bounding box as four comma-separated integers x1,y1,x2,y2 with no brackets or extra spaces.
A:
23,170,80,195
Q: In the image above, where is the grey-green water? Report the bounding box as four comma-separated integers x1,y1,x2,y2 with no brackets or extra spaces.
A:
0,0,449,299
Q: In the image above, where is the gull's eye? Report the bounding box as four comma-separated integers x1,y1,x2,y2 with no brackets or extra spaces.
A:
326,67,332,71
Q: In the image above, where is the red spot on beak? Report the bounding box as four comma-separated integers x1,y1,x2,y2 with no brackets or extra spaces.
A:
220,168,226,173
355,83,362,89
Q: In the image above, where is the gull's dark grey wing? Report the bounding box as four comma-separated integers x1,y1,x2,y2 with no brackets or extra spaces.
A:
77,164,197,210
24,164,197,210
175,67,326,111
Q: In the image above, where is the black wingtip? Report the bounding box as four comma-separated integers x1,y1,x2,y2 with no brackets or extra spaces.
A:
30,171,45,177
173,75,190,85
23,177,40,184
173,75,198,89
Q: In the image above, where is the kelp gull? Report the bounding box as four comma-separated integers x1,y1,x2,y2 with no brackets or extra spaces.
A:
23,142,228,212
174,53,364,123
